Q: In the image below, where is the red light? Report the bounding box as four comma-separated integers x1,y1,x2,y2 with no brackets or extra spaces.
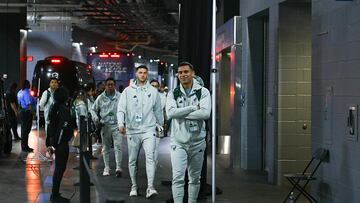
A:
99,54,109,58
126,53,130,57
30,90,35,97
87,65,91,69
89,53,93,56
111,54,120,58
215,54,221,62
51,59,61,63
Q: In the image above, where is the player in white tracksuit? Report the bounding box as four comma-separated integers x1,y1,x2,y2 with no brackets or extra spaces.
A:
39,77,58,134
166,62,211,203
92,78,123,177
117,65,164,198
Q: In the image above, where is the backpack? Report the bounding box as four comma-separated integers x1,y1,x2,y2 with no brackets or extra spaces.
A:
46,104,74,147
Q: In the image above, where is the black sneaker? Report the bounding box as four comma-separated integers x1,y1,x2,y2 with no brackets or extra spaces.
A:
50,194,70,203
115,169,122,178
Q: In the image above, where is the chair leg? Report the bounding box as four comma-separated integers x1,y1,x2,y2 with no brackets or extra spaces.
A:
288,178,317,203
283,177,300,203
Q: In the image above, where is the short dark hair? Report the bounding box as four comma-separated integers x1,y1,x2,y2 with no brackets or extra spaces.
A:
105,77,116,84
136,65,148,71
150,79,159,85
22,80,30,90
49,77,58,83
84,83,95,92
178,61,194,70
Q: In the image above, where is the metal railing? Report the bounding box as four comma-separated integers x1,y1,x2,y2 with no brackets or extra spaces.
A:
78,116,125,203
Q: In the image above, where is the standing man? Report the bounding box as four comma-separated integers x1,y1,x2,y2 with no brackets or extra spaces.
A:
92,78,123,177
166,62,211,203
117,65,163,198
5,82,20,141
39,77,58,134
17,80,35,152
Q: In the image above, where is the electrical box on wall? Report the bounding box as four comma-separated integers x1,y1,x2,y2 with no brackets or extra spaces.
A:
347,105,358,141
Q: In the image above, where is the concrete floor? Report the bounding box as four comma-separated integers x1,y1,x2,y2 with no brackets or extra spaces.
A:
0,124,307,203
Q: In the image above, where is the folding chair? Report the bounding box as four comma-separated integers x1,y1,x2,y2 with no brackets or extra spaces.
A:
283,148,329,203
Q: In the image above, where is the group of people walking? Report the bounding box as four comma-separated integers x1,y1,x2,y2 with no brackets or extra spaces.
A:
13,61,211,203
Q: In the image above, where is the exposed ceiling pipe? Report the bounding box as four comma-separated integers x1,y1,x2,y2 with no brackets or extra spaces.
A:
27,15,87,22
0,3,83,8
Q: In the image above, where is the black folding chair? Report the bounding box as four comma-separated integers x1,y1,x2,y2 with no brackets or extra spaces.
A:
283,148,329,203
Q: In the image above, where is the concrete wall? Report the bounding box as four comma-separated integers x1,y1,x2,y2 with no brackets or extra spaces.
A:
312,0,360,202
240,0,311,185
278,2,312,184
0,13,22,88
240,0,284,183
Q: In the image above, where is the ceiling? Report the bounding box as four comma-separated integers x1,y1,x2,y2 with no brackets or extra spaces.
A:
1,0,179,54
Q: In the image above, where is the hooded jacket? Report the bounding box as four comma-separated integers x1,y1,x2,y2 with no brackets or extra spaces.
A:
92,91,121,125
39,88,55,123
166,78,211,145
46,87,74,147
117,79,163,135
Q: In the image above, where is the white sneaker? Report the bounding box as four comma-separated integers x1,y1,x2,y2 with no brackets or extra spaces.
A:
129,186,138,197
146,187,158,198
102,167,110,176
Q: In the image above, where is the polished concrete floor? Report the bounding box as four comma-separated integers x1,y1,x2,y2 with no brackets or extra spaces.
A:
0,124,307,203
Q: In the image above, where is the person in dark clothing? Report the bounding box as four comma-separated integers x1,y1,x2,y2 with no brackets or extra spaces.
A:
5,82,20,141
46,86,74,203
17,80,34,152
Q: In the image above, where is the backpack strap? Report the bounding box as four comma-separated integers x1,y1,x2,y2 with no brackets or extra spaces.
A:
173,86,182,101
173,86,202,101
44,90,51,106
194,88,202,101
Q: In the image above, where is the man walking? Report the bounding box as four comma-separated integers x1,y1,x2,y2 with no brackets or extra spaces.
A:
92,78,123,177
166,62,211,203
39,77,58,134
117,65,163,198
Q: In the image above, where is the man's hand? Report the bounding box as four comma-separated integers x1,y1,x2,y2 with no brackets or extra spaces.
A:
119,126,126,135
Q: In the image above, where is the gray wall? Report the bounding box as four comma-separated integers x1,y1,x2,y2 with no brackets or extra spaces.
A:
240,0,311,185
240,0,285,182
0,13,22,88
278,2,312,184
312,0,360,202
